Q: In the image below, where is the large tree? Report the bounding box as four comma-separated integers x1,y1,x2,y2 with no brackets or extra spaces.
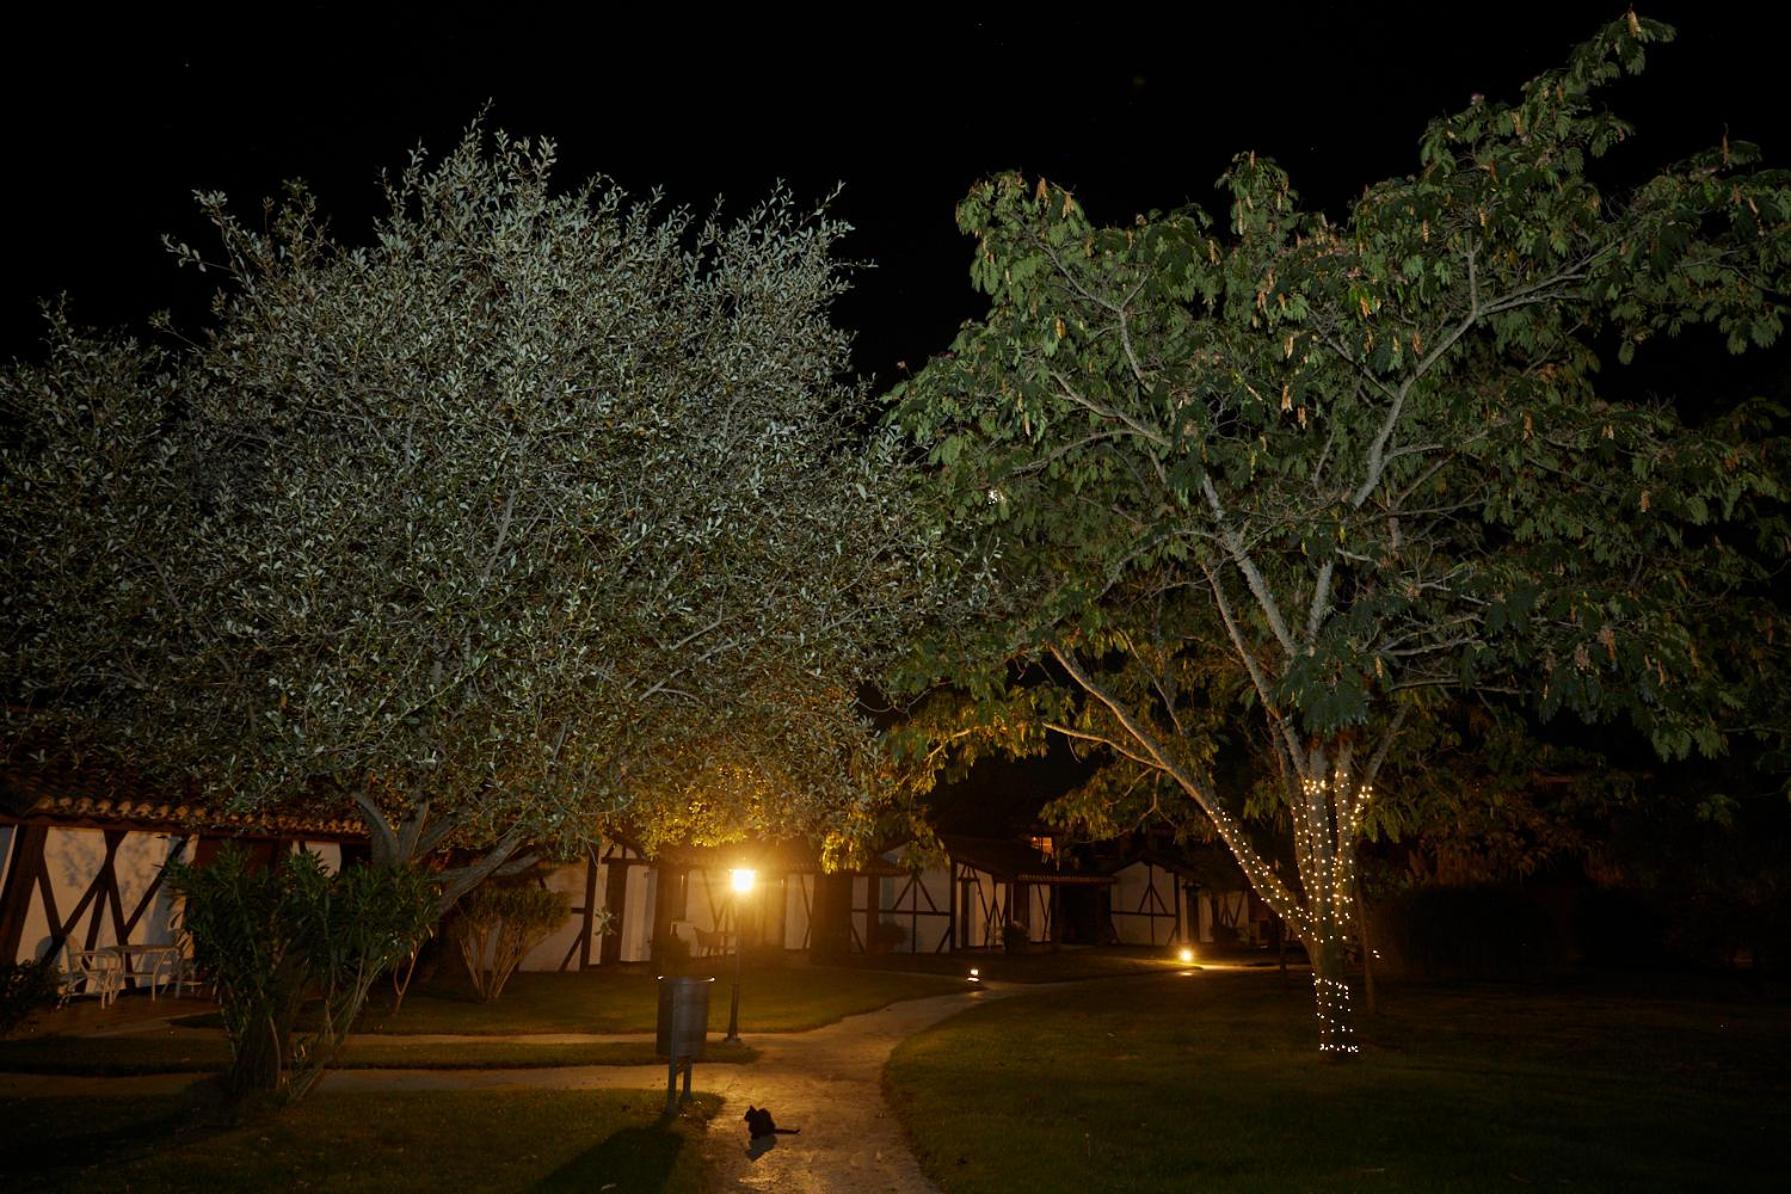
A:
892,14,1789,1052
2,128,946,890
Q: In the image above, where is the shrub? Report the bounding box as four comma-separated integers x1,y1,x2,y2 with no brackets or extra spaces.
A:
166,845,436,1103
451,884,570,1002
0,957,60,1037
1001,920,1031,953
871,919,908,952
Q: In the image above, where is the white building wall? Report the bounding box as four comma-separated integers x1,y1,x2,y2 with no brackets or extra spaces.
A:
618,864,652,962
519,862,591,972
295,841,342,874
957,866,1006,949
906,866,953,953
11,827,191,963
1110,862,1181,946
783,873,813,950
851,875,871,950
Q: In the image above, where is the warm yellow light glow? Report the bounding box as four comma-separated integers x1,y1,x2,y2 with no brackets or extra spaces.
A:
730,868,756,894
968,967,980,982
1177,947,1195,964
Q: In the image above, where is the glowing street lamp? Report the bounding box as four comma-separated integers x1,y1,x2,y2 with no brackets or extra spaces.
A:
1177,946,1195,965
724,868,756,1043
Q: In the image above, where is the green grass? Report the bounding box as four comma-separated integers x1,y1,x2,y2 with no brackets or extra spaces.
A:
842,944,1207,984
0,1031,756,1075
0,1088,718,1191
885,969,1791,1193
176,961,966,1036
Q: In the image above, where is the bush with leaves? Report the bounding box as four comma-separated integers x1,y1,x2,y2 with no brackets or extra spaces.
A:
451,883,571,1002
0,957,59,1038
166,846,436,1103
871,918,909,952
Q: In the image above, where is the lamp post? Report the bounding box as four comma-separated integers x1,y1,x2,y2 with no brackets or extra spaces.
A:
724,867,755,1043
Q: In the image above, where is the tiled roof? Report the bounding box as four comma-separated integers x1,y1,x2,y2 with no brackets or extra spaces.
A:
0,767,363,838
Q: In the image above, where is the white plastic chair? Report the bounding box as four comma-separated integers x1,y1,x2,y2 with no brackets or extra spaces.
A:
59,944,124,1008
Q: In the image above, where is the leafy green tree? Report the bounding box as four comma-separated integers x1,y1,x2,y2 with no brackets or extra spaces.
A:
892,14,1789,1053
2,127,946,890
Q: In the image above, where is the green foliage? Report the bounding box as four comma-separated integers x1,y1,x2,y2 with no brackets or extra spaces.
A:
891,14,1791,1045
0,957,60,1038
1,123,957,864
451,882,571,1002
166,846,436,1103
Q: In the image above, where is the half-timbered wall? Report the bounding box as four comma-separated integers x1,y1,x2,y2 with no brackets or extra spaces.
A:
954,861,1009,950
1198,888,1261,945
0,822,344,982
1110,861,1189,947
859,862,953,954
776,872,813,951
518,843,654,971
519,862,593,971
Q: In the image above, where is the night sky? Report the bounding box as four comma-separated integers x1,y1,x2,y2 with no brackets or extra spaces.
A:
5,2,1787,391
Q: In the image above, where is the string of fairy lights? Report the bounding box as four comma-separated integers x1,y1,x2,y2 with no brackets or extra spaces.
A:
1191,766,1373,1052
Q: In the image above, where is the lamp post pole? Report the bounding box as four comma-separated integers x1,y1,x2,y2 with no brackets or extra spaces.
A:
724,868,754,1044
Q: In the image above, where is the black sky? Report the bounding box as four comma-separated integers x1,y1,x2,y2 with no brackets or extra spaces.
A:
5,2,1787,385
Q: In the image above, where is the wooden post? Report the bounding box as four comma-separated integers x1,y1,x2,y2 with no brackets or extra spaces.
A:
0,824,48,964
650,866,681,965
945,858,957,953
578,852,600,970
865,869,880,952
601,854,630,966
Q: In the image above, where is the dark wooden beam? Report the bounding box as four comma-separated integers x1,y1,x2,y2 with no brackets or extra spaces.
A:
0,824,48,962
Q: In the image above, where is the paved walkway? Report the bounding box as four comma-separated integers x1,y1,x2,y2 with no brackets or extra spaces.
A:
0,982,1039,1192
325,985,1023,1191
11,972,1233,1189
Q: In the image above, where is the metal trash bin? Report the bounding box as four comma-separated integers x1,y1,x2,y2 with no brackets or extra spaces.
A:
656,976,713,1060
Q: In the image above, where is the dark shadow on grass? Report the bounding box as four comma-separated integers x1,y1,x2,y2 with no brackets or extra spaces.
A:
0,1109,185,1183
0,1079,242,1186
531,1123,687,1191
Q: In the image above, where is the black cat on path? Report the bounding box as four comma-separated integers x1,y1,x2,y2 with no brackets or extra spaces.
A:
744,1105,800,1139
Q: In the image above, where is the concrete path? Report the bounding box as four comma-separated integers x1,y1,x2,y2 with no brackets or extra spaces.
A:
321,984,1020,1191
0,981,1047,1191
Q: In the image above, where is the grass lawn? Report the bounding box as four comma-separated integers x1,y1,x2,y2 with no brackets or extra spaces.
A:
0,1088,717,1191
175,961,967,1036
844,944,1224,984
0,1031,756,1075
886,968,1791,1192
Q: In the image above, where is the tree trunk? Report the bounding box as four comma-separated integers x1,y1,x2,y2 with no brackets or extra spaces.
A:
1307,908,1358,1057
1356,886,1378,1016
229,1013,285,1097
